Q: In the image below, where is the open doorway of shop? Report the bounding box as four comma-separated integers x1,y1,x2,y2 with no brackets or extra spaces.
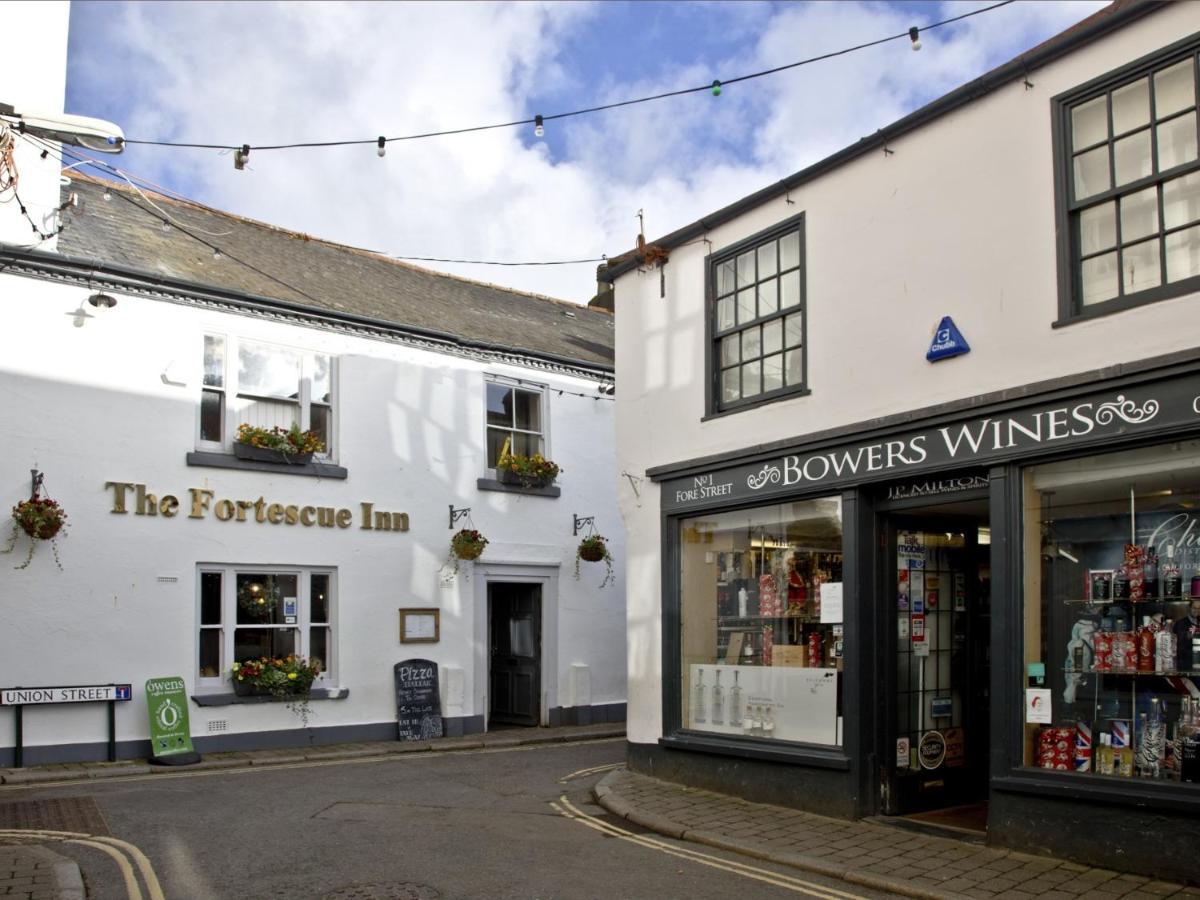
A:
488,582,542,728
880,497,991,835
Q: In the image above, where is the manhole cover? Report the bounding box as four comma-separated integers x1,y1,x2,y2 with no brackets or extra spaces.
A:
322,884,440,900
0,797,109,835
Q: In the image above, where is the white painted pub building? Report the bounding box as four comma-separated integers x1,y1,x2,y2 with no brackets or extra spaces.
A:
0,3,624,766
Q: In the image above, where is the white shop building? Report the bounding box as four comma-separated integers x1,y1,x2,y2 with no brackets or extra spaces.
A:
604,0,1200,882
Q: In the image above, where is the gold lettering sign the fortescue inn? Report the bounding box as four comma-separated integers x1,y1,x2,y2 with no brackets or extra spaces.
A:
104,483,409,532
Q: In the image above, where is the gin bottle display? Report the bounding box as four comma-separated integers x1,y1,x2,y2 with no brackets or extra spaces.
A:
711,670,725,726
761,705,776,739
729,671,743,727
1162,543,1182,600
1137,699,1165,778
693,668,707,724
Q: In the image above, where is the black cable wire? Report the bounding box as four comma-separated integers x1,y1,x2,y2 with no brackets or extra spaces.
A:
30,135,612,268
120,1,1013,152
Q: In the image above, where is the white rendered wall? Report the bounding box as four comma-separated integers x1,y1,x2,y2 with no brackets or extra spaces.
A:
614,5,1200,745
0,272,625,755
0,2,70,250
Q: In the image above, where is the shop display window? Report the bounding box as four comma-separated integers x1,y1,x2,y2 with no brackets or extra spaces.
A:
198,566,334,688
679,497,843,745
1022,440,1200,784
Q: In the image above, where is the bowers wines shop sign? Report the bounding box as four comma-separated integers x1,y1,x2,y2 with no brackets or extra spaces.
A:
663,379,1200,511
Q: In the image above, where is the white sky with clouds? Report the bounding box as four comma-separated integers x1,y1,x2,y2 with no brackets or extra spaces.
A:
64,1,1107,302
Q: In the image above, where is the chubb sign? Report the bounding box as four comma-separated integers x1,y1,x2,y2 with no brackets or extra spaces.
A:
104,482,409,532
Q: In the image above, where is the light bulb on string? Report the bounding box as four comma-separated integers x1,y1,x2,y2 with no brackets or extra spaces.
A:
377,136,386,158
212,248,222,260
102,186,112,201
233,144,250,170
909,27,922,51
161,219,170,233
534,115,544,139
711,80,722,97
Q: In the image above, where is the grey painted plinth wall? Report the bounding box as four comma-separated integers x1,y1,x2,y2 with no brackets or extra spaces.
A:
0,702,626,767
989,790,1200,886
627,741,861,821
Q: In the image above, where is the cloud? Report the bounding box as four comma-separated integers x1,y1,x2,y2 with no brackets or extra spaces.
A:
66,0,1106,302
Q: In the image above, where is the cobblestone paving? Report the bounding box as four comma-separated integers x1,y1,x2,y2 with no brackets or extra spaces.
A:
0,844,77,900
594,769,1200,900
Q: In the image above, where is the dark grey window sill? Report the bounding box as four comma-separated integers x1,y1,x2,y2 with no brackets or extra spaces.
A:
187,451,348,480
992,771,1200,814
191,687,349,707
476,478,561,498
703,388,812,422
659,732,850,770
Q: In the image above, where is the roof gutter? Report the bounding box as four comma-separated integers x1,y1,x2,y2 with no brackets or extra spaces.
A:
0,245,614,376
599,0,1163,283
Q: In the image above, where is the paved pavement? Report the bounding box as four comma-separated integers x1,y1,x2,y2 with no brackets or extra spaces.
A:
593,767,1200,900
0,723,622,899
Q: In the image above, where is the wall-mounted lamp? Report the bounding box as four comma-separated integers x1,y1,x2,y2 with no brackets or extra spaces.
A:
87,292,117,309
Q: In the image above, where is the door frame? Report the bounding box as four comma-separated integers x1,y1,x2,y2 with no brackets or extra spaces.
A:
473,563,559,730
874,493,991,816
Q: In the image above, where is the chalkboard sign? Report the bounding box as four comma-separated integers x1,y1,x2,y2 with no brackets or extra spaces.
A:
394,659,442,741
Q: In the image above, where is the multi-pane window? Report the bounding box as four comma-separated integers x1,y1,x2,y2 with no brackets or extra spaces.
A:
198,566,334,686
1060,42,1200,312
485,377,546,467
711,216,805,411
200,334,334,455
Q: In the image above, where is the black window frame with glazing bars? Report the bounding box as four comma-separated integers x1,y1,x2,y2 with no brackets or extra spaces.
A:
706,212,808,416
1053,32,1200,324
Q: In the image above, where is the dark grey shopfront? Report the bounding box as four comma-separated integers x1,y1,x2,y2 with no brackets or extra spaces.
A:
637,351,1200,882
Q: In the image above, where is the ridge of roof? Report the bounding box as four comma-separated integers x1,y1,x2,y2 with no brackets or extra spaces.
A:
65,171,608,317
600,0,1163,281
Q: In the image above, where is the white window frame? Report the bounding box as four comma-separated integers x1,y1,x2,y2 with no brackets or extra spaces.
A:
483,374,551,475
196,332,338,461
196,564,336,692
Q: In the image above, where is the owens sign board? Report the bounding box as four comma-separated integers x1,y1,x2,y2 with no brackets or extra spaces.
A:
662,376,1200,511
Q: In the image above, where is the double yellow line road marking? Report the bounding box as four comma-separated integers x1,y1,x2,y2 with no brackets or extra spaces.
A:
0,828,164,900
550,795,869,900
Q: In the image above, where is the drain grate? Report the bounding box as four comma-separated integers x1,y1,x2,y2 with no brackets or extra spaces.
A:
0,796,110,835
322,883,440,900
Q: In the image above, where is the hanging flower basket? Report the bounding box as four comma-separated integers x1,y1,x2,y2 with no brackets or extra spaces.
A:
4,490,67,570
451,529,488,561
575,534,615,588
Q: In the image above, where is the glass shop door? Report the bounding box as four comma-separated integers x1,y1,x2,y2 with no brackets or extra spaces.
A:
882,512,991,821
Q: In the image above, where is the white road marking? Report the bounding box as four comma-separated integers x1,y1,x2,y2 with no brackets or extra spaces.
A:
557,761,624,782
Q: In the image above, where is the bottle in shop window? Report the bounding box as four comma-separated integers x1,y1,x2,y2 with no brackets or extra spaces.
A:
1143,546,1159,598
1163,543,1183,600
1137,699,1166,779
1137,617,1156,672
762,705,775,739
1113,564,1131,601
729,671,743,726
693,668,707,725
1096,733,1113,776
712,670,725,726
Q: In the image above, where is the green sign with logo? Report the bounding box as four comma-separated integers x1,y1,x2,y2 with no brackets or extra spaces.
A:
145,676,199,764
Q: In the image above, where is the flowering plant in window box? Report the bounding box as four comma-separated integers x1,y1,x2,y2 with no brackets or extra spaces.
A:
4,494,67,570
451,529,488,561
231,655,322,725
575,534,615,588
496,449,561,489
234,423,325,465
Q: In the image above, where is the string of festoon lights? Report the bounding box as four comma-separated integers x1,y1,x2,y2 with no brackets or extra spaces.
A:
115,1,1013,168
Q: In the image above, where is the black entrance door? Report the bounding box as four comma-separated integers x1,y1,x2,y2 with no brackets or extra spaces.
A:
489,583,541,727
881,512,991,818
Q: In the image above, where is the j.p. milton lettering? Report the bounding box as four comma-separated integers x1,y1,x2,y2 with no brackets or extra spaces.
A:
105,482,409,532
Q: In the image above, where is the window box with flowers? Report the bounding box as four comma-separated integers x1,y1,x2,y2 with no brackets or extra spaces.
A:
496,449,561,490
233,423,325,465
